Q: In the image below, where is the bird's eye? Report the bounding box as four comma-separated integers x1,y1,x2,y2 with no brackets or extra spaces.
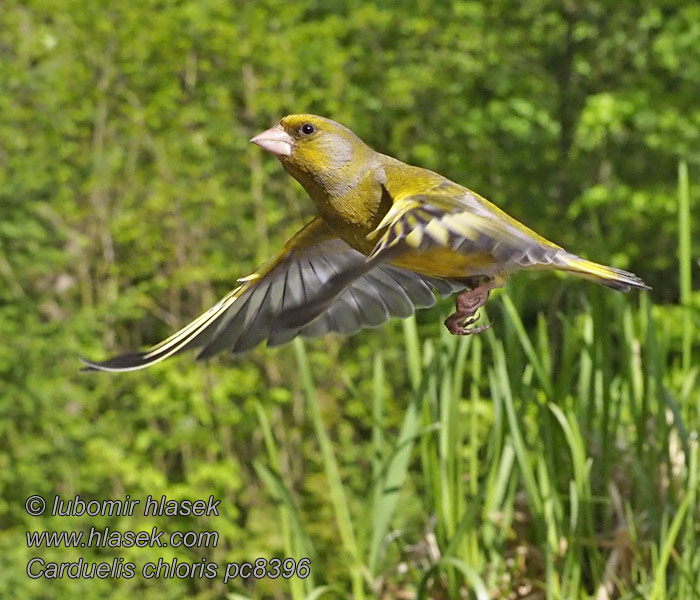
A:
300,123,315,135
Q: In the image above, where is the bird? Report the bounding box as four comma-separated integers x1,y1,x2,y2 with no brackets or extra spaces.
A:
81,114,649,372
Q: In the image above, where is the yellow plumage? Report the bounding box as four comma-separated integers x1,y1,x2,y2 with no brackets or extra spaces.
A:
82,114,648,371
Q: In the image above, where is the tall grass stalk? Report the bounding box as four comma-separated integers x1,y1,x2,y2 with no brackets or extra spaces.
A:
677,160,692,373
254,401,314,600
293,338,365,599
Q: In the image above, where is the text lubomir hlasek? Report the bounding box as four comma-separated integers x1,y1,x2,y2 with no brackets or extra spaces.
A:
50,494,220,517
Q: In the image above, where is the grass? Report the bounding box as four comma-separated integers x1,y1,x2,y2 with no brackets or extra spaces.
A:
244,164,698,600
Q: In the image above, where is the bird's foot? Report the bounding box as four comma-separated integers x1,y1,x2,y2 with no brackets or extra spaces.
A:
444,313,491,336
443,281,496,336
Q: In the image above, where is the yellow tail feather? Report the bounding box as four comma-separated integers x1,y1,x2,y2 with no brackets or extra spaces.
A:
559,255,650,292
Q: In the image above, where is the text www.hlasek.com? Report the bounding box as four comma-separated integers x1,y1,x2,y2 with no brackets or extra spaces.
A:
27,526,217,549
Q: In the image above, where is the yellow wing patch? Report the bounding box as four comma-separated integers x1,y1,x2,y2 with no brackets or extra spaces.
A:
366,193,494,261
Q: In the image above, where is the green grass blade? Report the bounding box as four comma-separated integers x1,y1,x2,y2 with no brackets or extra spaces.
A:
490,338,543,518
253,462,316,561
293,338,365,599
303,585,346,600
650,491,692,600
416,556,490,600
678,159,693,373
500,293,553,399
254,402,313,599
368,339,430,572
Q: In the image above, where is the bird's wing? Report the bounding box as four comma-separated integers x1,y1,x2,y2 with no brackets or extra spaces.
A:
364,175,648,291
81,217,462,372
368,176,566,270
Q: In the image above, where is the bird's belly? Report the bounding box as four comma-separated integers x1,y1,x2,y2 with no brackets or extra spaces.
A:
389,248,496,279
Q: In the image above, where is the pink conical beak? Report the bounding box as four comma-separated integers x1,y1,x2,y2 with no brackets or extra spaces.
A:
250,124,293,157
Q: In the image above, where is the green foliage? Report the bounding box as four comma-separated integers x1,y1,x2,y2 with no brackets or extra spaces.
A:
1,0,699,598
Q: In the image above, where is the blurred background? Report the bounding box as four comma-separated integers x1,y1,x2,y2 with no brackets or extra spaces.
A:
1,1,699,598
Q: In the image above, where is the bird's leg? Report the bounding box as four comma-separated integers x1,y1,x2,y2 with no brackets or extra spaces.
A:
444,277,501,336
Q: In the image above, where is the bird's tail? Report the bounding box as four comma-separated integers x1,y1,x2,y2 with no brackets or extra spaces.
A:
557,253,650,292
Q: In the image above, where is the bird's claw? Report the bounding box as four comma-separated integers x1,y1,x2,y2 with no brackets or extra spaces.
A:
444,283,494,336
444,313,491,336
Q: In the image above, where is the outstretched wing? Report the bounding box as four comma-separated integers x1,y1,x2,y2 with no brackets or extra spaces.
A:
81,218,462,372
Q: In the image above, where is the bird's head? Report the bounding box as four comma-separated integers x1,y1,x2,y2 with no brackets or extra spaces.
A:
251,114,375,196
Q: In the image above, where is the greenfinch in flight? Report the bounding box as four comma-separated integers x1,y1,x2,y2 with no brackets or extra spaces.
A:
82,115,648,372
